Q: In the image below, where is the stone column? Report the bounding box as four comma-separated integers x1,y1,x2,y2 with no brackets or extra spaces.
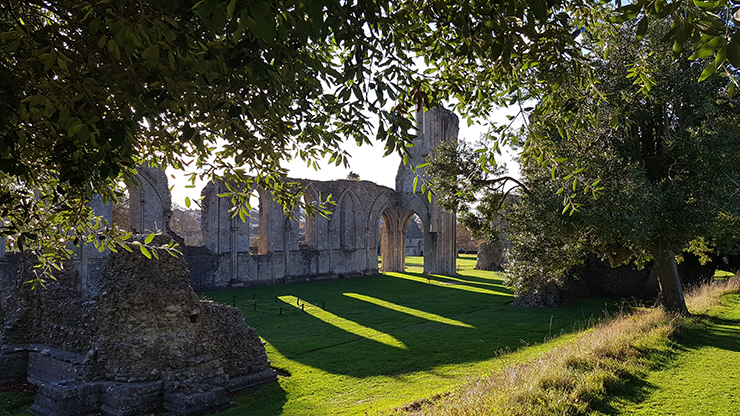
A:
424,202,456,275
0,236,5,260
380,225,404,272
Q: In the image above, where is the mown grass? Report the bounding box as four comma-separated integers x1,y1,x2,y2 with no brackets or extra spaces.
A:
398,277,740,416
204,255,617,415
610,282,740,415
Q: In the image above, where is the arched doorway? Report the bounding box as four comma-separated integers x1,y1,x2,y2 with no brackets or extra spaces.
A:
402,212,424,271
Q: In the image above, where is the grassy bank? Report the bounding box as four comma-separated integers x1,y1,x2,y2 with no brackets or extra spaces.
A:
398,277,740,416
611,282,740,415
205,256,617,415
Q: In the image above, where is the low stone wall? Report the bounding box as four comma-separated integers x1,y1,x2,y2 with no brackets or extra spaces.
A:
0,237,276,416
185,247,379,290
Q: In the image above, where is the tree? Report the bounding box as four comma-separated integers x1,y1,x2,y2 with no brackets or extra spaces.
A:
437,22,740,315
456,222,484,253
2,0,738,285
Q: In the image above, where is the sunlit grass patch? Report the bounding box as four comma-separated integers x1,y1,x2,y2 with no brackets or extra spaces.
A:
279,295,407,349
343,293,474,328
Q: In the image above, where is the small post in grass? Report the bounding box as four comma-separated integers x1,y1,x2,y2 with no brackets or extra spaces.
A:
233,296,236,307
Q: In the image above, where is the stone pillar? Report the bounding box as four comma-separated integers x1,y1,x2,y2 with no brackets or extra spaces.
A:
395,107,459,276
258,191,286,254
74,194,114,296
126,165,171,234
396,107,460,194
0,236,5,260
201,181,250,255
380,222,404,272
424,201,457,275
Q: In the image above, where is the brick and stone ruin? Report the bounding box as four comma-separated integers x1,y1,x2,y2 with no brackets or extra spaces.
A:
0,108,459,415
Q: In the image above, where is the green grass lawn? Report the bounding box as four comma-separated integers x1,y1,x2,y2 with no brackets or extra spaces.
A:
610,292,740,415
203,255,618,415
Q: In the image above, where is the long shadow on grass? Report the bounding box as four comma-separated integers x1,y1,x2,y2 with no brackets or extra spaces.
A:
206,272,615,379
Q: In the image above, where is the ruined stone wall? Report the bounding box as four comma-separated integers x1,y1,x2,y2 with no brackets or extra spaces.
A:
195,179,399,289
0,236,275,416
126,164,172,234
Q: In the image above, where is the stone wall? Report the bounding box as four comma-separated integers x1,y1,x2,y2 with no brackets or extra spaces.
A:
0,236,275,416
126,164,172,234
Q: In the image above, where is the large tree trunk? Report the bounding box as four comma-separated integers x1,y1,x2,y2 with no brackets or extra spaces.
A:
649,240,690,315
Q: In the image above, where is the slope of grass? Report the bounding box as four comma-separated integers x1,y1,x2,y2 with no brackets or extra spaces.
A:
612,290,740,415
203,255,616,415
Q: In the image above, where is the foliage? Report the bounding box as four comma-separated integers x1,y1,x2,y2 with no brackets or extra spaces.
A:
433,21,740,311
3,0,740,282
0,0,596,280
424,139,521,242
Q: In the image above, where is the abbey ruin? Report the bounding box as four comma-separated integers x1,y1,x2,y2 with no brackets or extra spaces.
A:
0,108,459,415
6,107,459,293
186,107,458,289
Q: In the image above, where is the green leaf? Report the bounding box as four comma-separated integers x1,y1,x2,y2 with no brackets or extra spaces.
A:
140,246,152,259
610,114,620,128
142,45,159,66
185,196,191,208
226,0,237,17
144,233,155,244
727,40,740,67
413,176,418,192
636,17,648,40
715,44,728,66
699,61,717,81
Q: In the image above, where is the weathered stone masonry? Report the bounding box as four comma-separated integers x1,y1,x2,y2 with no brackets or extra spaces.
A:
0,108,460,293
0,237,275,416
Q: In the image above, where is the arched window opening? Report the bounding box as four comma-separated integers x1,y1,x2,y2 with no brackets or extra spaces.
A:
402,212,425,272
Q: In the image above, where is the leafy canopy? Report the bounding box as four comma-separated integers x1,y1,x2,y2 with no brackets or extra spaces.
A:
2,0,739,284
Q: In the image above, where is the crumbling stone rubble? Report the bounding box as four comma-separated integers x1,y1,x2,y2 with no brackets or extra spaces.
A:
0,235,276,416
